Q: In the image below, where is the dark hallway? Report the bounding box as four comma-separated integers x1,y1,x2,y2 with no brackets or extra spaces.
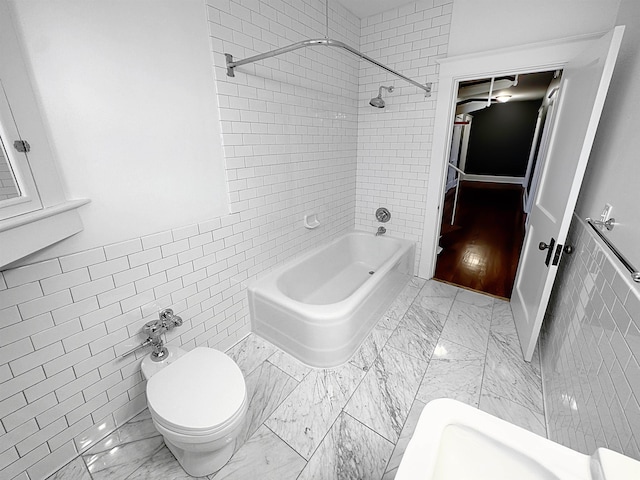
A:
434,181,526,299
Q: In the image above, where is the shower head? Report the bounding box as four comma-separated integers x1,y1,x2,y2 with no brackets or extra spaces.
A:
369,95,385,108
369,85,394,108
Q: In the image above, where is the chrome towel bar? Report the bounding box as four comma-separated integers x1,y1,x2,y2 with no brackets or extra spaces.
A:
586,218,640,283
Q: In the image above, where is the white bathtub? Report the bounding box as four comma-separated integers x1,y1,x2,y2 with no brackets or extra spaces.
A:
247,231,415,367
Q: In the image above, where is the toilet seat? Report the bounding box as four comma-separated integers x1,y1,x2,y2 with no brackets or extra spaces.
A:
149,395,247,437
146,347,246,435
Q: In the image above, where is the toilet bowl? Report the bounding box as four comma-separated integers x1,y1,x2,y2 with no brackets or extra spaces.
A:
397,399,640,480
141,346,247,477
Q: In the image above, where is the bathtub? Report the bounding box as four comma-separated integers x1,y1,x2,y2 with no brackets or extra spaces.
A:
247,231,415,367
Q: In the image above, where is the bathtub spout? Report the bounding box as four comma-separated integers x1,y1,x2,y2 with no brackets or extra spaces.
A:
376,226,386,236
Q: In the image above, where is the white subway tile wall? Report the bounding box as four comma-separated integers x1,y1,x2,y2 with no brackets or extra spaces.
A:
355,0,453,270
0,0,367,478
541,215,640,460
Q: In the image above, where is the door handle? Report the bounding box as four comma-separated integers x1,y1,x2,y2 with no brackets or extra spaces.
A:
563,245,574,254
538,237,556,266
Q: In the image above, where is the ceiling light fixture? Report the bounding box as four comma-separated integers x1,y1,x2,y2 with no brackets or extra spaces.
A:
496,95,512,103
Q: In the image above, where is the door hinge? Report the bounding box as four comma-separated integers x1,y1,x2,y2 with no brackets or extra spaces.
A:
13,140,31,153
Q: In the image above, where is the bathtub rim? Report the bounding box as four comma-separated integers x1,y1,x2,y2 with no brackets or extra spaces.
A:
247,230,414,319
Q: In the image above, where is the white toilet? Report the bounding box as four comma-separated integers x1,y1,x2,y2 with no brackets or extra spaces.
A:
141,346,247,477
397,399,640,480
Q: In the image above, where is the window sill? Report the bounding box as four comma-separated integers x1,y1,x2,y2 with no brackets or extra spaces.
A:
0,199,90,269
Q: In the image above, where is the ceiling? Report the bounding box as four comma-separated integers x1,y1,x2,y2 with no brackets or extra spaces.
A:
458,72,556,103
456,71,557,115
336,0,415,19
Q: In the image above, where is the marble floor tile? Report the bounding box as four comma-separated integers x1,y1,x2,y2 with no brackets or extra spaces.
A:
267,349,312,381
348,315,397,371
212,425,305,480
386,303,445,363
382,399,426,480
237,361,299,448
226,334,279,376
414,279,459,316
384,278,424,322
456,288,495,308
490,300,519,343
265,362,366,459
482,334,544,415
126,445,205,479
46,457,91,480
479,392,547,437
83,435,164,480
416,339,485,407
439,299,492,354
345,346,428,443
297,412,394,480
100,409,159,447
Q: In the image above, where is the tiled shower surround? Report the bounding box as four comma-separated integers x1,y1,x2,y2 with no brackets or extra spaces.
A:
354,2,451,270
541,214,640,458
0,1,453,478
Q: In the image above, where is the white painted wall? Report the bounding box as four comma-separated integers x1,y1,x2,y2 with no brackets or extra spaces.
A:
9,0,229,261
576,0,640,271
448,0,620,57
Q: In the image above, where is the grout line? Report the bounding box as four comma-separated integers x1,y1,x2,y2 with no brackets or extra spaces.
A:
379,278,436,477
121,442,165,480
537,336,551,440
477,297,495,409
260,423,308,475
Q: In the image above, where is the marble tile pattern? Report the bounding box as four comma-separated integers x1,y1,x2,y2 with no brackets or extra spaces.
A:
416,338,485,407
48,279,546,480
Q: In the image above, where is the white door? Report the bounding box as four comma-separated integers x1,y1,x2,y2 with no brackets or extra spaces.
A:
524,93,559,220
522,109,543,210
511,27,624,362
446,123,463,191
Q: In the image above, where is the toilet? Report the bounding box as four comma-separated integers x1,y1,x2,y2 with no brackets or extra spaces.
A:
396,398,640,479
141,346,247,477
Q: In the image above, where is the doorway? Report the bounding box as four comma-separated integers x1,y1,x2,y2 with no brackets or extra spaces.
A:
418,28,623,360
433,71,559,299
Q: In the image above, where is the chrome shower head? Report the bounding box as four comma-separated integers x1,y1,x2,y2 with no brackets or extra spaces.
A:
369,85,394,108
369,95,385,108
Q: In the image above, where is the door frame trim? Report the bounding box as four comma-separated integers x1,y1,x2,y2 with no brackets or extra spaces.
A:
417,31,604,279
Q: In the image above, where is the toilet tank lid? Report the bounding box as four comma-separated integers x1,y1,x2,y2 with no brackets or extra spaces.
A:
146,347,246,430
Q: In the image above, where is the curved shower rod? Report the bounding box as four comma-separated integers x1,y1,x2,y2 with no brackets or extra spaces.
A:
225,38,432,96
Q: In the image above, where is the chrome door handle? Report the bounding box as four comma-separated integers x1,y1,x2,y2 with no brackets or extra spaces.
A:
563,245,574,254
538,241,552,250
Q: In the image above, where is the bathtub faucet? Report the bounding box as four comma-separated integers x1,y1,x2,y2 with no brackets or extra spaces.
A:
376,226,386,236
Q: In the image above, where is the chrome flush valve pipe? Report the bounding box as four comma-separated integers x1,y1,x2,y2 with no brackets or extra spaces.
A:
121,308,183,361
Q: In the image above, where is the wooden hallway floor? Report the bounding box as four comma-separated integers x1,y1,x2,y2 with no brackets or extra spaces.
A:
434,181,526,299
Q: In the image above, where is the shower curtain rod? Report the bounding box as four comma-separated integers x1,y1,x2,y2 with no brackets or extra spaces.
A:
225,38,432,96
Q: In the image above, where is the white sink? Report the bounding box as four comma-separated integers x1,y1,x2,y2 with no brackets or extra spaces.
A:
396,399,640,480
